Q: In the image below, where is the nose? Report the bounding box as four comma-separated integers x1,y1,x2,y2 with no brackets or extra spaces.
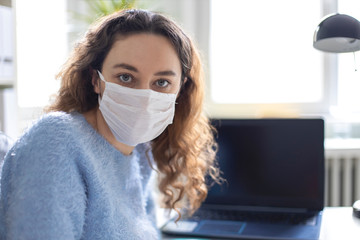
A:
136,78,152,90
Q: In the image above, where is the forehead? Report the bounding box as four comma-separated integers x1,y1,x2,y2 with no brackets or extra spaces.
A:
103,33,181,73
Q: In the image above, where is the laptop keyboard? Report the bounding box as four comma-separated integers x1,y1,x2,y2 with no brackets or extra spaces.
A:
188,209,317,225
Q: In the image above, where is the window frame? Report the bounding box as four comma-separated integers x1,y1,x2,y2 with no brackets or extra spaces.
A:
13,0,342,137
204,0,339,118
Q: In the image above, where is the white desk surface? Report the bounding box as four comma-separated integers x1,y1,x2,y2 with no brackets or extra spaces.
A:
319,207,360,240
161,207,360,240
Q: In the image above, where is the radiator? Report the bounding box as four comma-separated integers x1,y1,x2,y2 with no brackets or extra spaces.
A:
325,148,360,206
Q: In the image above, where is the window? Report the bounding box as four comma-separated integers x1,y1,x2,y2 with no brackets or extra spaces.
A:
13,0,360,136
14,0,76,133
208,0,328,117
16,0,67,109
335,0,360,118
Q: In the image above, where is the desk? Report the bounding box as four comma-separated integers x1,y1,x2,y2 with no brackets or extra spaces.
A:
319,207,360,240
162,207,360,240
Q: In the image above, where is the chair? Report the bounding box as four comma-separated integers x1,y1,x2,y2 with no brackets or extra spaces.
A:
0,131,13,163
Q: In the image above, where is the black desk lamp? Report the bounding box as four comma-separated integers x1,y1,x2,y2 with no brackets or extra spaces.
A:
313,13,360,53
313,13,360,218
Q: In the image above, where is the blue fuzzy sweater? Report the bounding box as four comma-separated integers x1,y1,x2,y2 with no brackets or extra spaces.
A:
0,112,159,239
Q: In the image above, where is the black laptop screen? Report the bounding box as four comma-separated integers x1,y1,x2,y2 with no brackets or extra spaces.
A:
206,118,324,211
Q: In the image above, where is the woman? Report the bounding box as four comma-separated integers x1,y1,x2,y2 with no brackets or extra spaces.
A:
0,9,221,239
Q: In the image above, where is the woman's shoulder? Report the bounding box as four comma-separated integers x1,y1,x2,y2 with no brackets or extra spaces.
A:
25,111,83,135
2,112,84,178
14,111,86,149
33,111,81,127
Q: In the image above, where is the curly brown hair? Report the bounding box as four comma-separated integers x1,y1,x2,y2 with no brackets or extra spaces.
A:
47,9,222,218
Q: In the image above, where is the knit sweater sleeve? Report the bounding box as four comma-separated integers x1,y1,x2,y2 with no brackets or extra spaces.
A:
0,114,86,240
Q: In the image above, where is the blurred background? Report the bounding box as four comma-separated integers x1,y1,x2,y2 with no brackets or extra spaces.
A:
0,0,359,207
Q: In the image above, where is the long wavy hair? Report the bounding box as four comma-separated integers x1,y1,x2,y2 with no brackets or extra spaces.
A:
47,9,222,218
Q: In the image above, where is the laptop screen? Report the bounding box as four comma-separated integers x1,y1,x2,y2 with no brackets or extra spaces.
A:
206,118,324,211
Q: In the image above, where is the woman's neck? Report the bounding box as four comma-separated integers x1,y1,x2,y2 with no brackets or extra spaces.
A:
83,108,135,156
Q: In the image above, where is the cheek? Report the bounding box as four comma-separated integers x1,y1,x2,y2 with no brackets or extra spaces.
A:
172,77,183,93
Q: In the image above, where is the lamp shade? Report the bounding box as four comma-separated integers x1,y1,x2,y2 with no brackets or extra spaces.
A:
313,13,360,53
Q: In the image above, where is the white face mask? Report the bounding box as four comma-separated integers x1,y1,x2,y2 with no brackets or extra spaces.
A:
97,70,177,146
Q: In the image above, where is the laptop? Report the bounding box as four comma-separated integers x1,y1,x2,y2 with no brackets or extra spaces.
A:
161,118,325,240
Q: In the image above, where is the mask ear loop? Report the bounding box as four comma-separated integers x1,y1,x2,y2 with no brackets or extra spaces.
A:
97,70,104,100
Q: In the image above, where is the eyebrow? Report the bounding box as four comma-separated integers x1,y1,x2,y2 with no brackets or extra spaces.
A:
112,63,177,77
154,70,177,77
113,63,138,72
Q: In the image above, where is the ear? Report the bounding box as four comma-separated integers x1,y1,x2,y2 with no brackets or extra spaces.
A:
177,77,188,99
91,69,101,94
